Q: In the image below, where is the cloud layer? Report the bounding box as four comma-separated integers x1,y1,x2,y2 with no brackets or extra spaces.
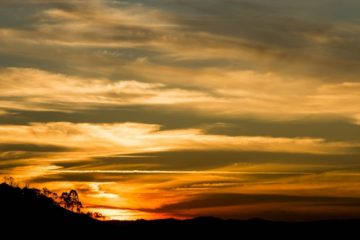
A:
1,67,360,123
1,0,360,220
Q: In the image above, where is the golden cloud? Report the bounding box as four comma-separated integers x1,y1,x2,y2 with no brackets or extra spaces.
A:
1,67,360,124
0,122,356,157
0,67,216,112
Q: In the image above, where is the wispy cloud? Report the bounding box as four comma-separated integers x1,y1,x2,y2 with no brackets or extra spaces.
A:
0,0,177,48
2,0,360,80
0,122,355,157
54,169,313,175
1,67,360,124
0,67,216,112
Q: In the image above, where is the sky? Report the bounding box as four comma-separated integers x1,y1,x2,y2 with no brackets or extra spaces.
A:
1,0,360,221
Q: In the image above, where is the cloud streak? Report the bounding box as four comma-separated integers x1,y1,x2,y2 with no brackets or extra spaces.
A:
0,67,216,112
1,67,360,124
0,122,355,157
54,169,313,175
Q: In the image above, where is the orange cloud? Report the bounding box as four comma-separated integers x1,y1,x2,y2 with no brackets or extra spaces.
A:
0,122,355,157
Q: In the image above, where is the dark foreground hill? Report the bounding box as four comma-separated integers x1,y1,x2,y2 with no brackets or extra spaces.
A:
1,183,359,238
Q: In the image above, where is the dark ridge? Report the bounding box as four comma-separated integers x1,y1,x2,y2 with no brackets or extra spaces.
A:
1,183,359,238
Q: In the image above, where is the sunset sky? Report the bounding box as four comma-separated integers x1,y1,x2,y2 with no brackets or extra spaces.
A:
1,0,360,220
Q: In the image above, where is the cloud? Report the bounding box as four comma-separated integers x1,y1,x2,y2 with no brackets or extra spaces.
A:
153,193,360,211
310,82,360,125
0,67,215,112
0,122,355,157
2,67,360,125
2,0,360,81
34,166,360,221
144,192,360,220
0,143,72,152
123,63,360,121
0,0,177,48
1,120,357,192
54,169,312,175
1,0,360,221
1,1,360,126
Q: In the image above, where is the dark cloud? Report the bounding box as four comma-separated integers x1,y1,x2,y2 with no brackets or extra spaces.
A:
0,143,72,152
136,0,360,79
146,192,360,220
0,152,48,171
48,150,360,177
0,151,45,161
206,119,360,142
1,0,360,80
31,172,133,183
156,193,360,211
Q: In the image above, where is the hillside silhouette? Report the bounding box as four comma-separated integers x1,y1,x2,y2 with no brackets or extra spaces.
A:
1,182,360,238
0,182,101,235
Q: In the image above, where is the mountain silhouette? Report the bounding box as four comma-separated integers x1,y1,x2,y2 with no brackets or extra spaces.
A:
1,182,359,238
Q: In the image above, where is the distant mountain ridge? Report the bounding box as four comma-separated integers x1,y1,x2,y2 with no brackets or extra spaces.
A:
1,182,359,238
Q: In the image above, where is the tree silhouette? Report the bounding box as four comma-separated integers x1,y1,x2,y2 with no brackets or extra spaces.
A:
3,176,18,187
88,211,105,220
42,187,59,201
60,190,83,213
